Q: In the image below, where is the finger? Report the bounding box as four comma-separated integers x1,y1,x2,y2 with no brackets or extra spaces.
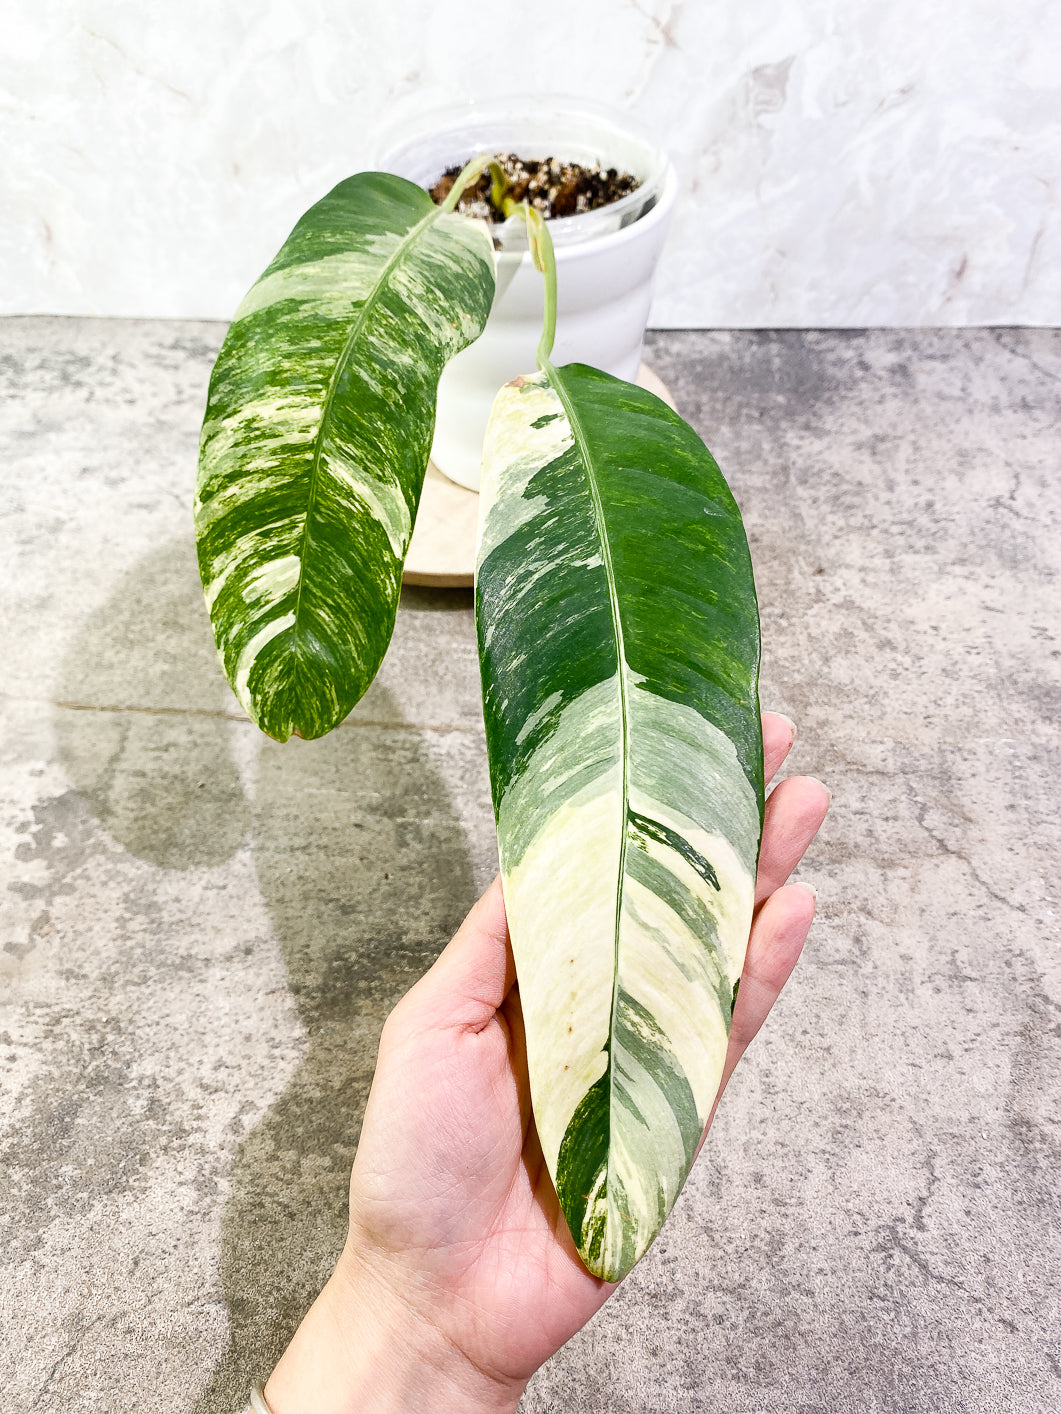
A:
396,876,514,1032
730,882,815,1061
762,711,796,785
698,882,816,1146
755,775,830,906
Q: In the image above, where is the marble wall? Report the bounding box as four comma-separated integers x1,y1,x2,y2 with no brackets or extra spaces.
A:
3,0,1059,325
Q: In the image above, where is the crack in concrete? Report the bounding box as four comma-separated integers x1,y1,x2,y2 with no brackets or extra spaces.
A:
994,332,1061,387
912,797,1030,918
875,1135,1024,1339
3,692,481,735
29,1314,107,1409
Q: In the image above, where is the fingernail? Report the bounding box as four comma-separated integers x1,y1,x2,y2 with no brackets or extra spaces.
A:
806,776,832,805
793,881,818,902
776,713,797,739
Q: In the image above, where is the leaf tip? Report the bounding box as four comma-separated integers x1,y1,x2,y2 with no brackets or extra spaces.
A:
254,716,291,745
579,1246,636,1284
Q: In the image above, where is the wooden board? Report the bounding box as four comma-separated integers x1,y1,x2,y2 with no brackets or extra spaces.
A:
403,364,676,588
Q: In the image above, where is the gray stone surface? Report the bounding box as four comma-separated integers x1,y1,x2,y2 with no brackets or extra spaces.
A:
1,318,1058,1412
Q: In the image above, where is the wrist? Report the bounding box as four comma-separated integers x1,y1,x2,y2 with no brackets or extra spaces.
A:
262,1243,525,1414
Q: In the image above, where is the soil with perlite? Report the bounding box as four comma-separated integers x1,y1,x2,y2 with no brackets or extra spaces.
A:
429,153,640,221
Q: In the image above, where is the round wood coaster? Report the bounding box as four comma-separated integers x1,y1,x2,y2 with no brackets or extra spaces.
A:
403,365,677,588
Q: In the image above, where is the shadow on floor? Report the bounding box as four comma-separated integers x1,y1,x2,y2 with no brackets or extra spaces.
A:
53,537,477,1413
54,538,250,870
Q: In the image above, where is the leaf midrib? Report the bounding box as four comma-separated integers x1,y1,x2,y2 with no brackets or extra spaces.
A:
547,364,629,1236
290,199,443,660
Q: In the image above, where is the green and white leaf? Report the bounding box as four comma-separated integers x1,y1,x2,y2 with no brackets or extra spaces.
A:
476,364,763,1281
196,172,495,741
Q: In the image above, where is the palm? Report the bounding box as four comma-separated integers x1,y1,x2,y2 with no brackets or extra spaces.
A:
347,712,829,1386
349,967,611,1383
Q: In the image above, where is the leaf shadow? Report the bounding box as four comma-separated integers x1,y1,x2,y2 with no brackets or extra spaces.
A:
191,716,477,1411
52,535,478,1411
54,537,250,870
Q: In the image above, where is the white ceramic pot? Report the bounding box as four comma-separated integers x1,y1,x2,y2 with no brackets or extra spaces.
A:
377,99,677,491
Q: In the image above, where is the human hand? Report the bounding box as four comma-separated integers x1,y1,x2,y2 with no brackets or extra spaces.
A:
262,713,829,1414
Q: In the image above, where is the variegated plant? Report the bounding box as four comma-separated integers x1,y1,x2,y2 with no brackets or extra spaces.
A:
196,171,495,741
196,165,762,1282
476,352,763,1278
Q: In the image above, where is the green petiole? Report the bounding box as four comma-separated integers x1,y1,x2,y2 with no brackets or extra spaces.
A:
440,156,558,367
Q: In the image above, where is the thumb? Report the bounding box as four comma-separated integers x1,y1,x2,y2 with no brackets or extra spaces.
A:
397,876,515,1032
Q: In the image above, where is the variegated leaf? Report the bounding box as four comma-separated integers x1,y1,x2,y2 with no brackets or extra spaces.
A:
476,364,763,1281
196,173,495,740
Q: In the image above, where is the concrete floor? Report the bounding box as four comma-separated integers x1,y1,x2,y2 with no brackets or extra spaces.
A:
1,319,1058,1412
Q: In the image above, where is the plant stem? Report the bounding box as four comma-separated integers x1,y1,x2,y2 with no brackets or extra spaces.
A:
523,205,558,369
439,155,490,214
489,162,514,217
440,156,515,217
440,164,558,368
